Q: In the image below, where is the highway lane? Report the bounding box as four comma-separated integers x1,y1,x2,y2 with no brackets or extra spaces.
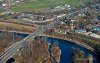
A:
0,42,21,62
1,43,24,62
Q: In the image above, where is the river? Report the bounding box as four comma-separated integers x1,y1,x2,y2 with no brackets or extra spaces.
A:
47,37,99,63
0,31,99,63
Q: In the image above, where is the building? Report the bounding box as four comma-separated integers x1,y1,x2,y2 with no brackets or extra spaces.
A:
1,0,21,6
54,28,67,34
90,33,100,38
92,26,100,31
74,29,86,33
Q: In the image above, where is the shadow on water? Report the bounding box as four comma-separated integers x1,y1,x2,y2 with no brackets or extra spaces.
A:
6,58,15,63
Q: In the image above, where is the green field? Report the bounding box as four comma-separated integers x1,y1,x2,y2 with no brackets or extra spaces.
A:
10,0,92,12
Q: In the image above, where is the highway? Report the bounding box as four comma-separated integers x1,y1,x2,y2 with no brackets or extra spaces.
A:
0,6,95,63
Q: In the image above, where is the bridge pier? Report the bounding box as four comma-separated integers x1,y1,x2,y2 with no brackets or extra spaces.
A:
40,36,47,42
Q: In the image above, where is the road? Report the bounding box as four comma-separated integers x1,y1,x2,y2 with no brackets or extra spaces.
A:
0,6,93,63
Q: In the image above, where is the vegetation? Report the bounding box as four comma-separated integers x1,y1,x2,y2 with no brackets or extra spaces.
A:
14,37,56,63
0,21,36,33
44,29,100,62
78,36,100,45
10,0,81,12
51,42,60,62
72,48,85,63
44,29,100,48
72,48,93,63
4,14,18,20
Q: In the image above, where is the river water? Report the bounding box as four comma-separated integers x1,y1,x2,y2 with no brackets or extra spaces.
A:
47,37,99,63
0,31,99,63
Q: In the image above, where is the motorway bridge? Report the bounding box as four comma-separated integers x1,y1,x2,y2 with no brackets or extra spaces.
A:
0,5,98,63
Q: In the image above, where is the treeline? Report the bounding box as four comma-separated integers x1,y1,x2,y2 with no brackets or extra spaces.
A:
14,37,59,63
44,29,99,48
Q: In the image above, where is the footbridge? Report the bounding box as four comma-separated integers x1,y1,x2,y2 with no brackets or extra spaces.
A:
0,7,91,63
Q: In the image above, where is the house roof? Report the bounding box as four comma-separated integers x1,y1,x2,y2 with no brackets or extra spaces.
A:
74,29,86,32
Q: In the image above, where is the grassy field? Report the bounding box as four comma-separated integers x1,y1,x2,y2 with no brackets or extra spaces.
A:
10,0,81,12
0,21,36,33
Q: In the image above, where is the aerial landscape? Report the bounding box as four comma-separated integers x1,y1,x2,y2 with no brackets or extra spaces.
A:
0,0,100,63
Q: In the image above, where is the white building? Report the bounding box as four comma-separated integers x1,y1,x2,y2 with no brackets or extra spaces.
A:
74,29,87,33
90,33,100,38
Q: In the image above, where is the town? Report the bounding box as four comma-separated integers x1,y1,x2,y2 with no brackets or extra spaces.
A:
0,0,100,63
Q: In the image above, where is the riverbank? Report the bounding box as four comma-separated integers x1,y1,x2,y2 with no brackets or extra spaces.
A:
0,31,99,63
0,29,94,52
42,29,100,51
39,34,94,52
14,37,59,63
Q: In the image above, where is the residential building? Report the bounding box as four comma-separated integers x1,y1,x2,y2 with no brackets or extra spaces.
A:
74,29,87,33
90,33,100,38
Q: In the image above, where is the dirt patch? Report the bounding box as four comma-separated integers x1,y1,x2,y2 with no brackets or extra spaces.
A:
0,21,37,33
